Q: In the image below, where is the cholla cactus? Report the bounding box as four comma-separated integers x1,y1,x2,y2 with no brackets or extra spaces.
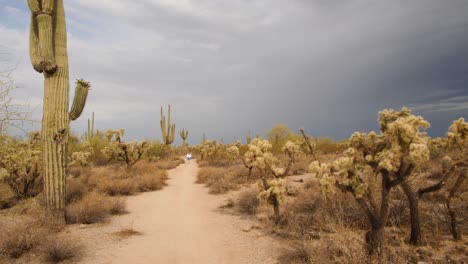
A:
257,178,287,221
243,138,298,223
160,105,175,146
310,107,431,254
447,118,467,150
199,139,226,160
226,145,240,161
418,118,467,241
69,142,93,167
0,131,42,198
101,129,149,168
244,138,298,178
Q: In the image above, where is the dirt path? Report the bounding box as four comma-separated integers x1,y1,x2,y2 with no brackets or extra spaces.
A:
74,159,285,264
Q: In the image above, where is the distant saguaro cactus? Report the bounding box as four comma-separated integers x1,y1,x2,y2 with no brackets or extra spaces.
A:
27,0,90,224
160,105,175,145
85,112,95,141
180,128,189,146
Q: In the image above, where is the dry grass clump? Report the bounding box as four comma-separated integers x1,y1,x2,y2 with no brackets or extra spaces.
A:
65,192,126,224
0,221,43,258
236,188,260,215
97,178,138,196
41,236,83,263
279,232,367,264
84,162,168,196
108,197,128,215
197,167,219,184
134,170,168,192
198,158,237,168
65,179,86,204
68,166,92,178
197,165,250,194
113,224,143,239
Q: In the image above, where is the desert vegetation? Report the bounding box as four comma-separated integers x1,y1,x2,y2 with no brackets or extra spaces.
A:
0,1,466,263
194,108,467,263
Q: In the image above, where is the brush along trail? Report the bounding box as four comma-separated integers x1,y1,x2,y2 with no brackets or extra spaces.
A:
74,159,284,264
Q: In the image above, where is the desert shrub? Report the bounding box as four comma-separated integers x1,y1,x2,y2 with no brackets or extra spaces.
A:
144,140,166,161
87,130,111,166
96,178,138,196
41,236,83,263
68,166,92,178
279,233,367,264
197,165,249,194
134,171,167,192
65,179,86,204
266,124,298,154
236,188,260,215
314,136,344,154
108,197,127,215
208,178,236,194
0,132,42,199
65,192,115,224
0,221,42,258
101,129,149,168
197,167,220,184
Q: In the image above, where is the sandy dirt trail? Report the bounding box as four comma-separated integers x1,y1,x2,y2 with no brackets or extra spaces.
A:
76,159,284,264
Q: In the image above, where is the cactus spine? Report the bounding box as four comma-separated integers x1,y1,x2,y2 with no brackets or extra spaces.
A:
180,128,189,146
27,0,90,224
160,105,175,145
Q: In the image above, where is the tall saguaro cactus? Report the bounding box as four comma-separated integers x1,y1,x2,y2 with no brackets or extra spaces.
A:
179,128,188,146
160,105,175,145
27,0,90,224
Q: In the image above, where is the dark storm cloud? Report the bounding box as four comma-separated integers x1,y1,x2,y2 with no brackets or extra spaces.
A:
0,0,467,143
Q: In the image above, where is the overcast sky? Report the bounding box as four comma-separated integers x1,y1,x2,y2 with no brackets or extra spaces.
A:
1,0,467,144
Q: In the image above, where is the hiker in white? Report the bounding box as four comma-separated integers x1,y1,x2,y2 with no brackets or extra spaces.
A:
186,153,192,163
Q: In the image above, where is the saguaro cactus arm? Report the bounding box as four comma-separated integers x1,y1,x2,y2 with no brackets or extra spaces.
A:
27,0,57,74
69,79,91,120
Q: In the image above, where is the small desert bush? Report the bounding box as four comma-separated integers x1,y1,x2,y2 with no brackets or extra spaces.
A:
197,166,248,194
97,178,138,196
236,188,259,215
41,236,83,263
113,225,143,239
65,179,86,204
208,178,236,194
198,158,235,168
279,233,367,264
65,192,125,224
197,167,219,184
0,221,43,258
108,197,128,215
134,171,168,192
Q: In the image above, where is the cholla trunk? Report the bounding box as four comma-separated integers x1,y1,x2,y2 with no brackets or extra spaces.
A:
447,170,466,240
401,181,422,245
